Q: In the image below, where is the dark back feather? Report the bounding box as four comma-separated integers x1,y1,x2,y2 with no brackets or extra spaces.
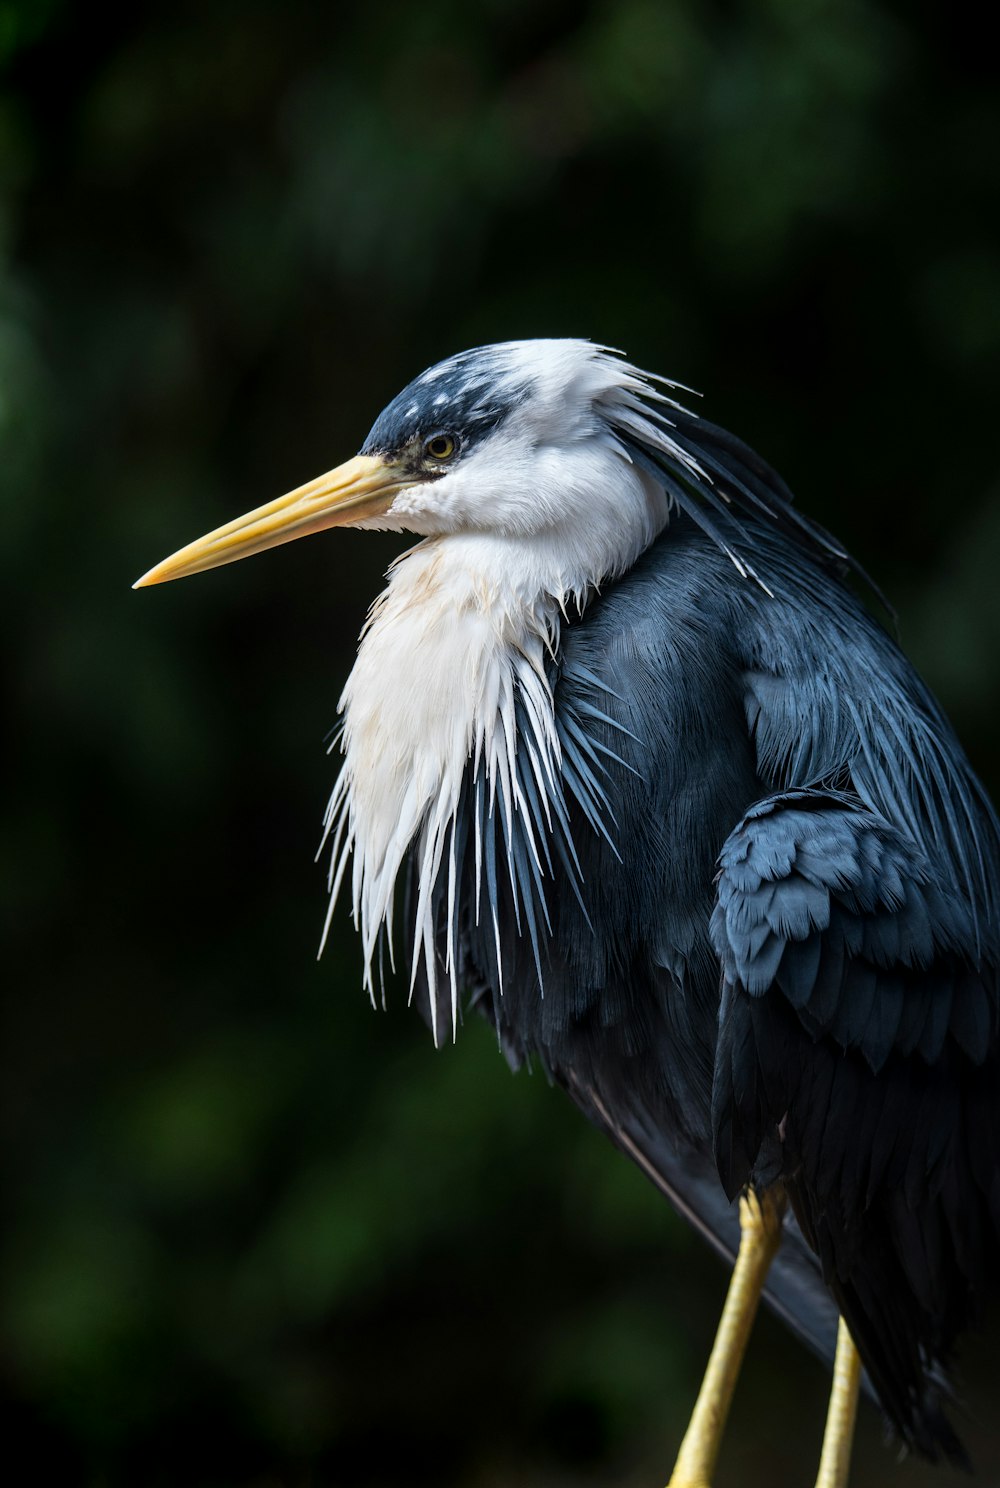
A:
406,494,1000,1460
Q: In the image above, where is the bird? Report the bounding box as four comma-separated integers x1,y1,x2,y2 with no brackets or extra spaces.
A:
135,339,1000,1487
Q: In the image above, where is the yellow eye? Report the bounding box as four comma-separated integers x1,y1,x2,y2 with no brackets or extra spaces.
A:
424,433,457,461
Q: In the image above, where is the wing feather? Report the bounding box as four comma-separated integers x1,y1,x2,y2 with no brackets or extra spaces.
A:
711,790,999,1463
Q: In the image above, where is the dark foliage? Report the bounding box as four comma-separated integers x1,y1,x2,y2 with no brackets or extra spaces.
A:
3,2,999,1484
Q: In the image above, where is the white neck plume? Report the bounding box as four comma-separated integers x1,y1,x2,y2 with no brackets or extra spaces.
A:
321,459,669,1041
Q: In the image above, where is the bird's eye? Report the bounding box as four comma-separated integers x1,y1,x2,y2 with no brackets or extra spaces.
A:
424,433,457,462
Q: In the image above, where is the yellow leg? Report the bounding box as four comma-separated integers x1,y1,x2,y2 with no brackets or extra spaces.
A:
667,1188,785,1488
814,1317,862,1488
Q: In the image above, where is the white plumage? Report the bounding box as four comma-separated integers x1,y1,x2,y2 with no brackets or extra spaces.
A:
318,341,685,1040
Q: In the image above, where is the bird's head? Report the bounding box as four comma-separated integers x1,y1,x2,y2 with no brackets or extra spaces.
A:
134,337,846,596
132,340,700,590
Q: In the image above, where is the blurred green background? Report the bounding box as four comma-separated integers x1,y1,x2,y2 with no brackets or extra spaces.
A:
3,1,1000,1484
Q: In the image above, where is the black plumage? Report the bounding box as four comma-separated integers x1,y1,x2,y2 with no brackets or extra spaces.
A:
413,495,1000,1465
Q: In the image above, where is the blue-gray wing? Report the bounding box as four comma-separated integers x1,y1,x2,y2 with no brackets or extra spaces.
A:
711,788,1000,1462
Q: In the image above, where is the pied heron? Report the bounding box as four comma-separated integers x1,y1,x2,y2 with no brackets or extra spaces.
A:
136,340,1000,1485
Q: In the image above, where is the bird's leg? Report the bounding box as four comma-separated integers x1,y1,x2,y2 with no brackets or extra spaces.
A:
666,1187,785,1488
814,1317,862,1488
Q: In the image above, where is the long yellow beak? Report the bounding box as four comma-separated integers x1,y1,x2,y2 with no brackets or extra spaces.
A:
133,453,413,588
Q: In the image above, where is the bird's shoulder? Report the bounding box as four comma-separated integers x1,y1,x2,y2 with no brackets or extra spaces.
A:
558,518,1000,946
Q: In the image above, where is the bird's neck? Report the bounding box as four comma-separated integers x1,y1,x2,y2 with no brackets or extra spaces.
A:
322,533,575,1036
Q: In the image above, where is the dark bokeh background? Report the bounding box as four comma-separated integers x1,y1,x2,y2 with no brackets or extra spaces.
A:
3,2,1000,1484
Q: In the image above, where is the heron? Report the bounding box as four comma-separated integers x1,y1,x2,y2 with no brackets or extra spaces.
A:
135,339,1000,1486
